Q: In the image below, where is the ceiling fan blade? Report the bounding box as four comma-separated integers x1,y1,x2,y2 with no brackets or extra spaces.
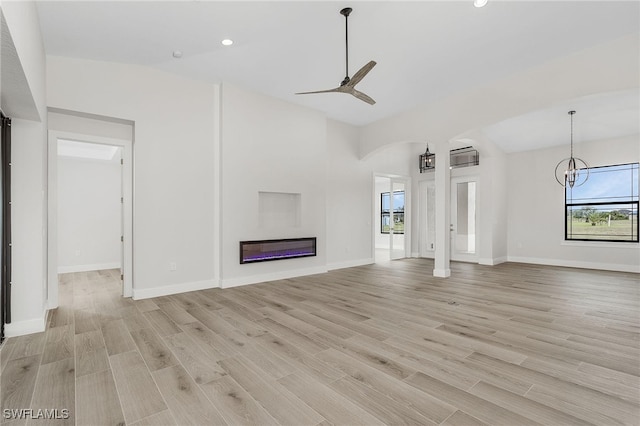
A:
295,87,342,95
347,61,377,87
351,89,376,105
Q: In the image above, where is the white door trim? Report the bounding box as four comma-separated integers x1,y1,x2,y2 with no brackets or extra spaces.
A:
47,130,134,308
372,173,411,262
390,177,409,260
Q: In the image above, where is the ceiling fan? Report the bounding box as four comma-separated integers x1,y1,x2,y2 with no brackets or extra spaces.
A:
296,7,377,105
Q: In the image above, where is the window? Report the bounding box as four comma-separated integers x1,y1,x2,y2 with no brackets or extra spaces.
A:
381,191,405,234
565,163,638,242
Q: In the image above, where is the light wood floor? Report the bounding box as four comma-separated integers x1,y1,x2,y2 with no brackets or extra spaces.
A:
1,260,639,425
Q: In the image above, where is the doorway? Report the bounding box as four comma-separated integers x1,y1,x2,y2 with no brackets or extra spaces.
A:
450,177,478,262
374,175,409,262
419,176,478,263
48,131,133,308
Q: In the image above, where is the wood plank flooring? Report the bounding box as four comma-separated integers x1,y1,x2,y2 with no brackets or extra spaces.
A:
1,260,639,425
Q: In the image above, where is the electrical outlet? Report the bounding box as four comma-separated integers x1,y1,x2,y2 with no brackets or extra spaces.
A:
169,262,177,271
75,250,81,257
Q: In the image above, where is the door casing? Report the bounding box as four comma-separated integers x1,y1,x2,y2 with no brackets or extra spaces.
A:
47,131,133,308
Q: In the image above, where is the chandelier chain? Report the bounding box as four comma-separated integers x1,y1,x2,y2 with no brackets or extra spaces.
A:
569,110,575,159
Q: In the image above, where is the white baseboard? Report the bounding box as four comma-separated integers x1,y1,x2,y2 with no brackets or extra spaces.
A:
327,258,374,271
433,268,451,278
132,279,218,300
4,311,47,338
221,266,328,289
507,256,640,273
479,256,508,266
416,253,435,259
412,252,436,258
58,262,121,274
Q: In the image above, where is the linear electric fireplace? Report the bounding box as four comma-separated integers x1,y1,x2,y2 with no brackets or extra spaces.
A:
240,237,316,264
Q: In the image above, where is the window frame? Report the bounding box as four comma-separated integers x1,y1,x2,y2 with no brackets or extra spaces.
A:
564,163,639,243
380,190,405,235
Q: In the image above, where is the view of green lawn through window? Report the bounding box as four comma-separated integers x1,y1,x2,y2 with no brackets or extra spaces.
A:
381,191,405,234
565,163,638,242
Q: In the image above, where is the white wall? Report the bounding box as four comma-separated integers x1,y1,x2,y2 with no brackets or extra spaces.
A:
507,135,639,272
325,126,417,268
1,1,48,336
359,34,639,159
9,118,47,334
326,120,373,269
57,155,121,273
219,83,327,287
47,56,217,299
483,151,509,265
474,139,509,265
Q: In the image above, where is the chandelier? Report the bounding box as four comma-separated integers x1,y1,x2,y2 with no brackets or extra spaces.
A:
555,110,589,188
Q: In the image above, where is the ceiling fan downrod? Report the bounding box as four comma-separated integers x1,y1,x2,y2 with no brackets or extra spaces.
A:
340,7,352,86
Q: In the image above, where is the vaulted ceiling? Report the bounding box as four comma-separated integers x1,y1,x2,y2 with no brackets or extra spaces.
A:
36,1,639,152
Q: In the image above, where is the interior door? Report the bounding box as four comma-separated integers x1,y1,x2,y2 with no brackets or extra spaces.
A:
451,178,478,262
390,179,406,260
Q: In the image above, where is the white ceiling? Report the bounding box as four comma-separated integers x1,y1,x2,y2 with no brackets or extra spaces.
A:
36,1,639,151
483,89,640,153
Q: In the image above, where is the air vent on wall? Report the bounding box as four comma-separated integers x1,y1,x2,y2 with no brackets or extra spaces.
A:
450,147,479,169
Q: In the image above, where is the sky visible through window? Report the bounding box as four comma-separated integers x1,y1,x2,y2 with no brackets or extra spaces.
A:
381,191,405,213
567,163,639,204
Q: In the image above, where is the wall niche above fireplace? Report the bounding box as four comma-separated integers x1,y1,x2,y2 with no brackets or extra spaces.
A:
240,237,317,264
258,191,301,228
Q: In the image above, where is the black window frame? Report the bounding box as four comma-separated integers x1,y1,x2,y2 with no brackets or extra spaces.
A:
564,163,639,243
381,190,405,235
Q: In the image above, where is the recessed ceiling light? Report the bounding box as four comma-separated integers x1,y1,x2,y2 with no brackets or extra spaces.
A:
474,0,488,7
221,39,233,46
172,50,183,58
